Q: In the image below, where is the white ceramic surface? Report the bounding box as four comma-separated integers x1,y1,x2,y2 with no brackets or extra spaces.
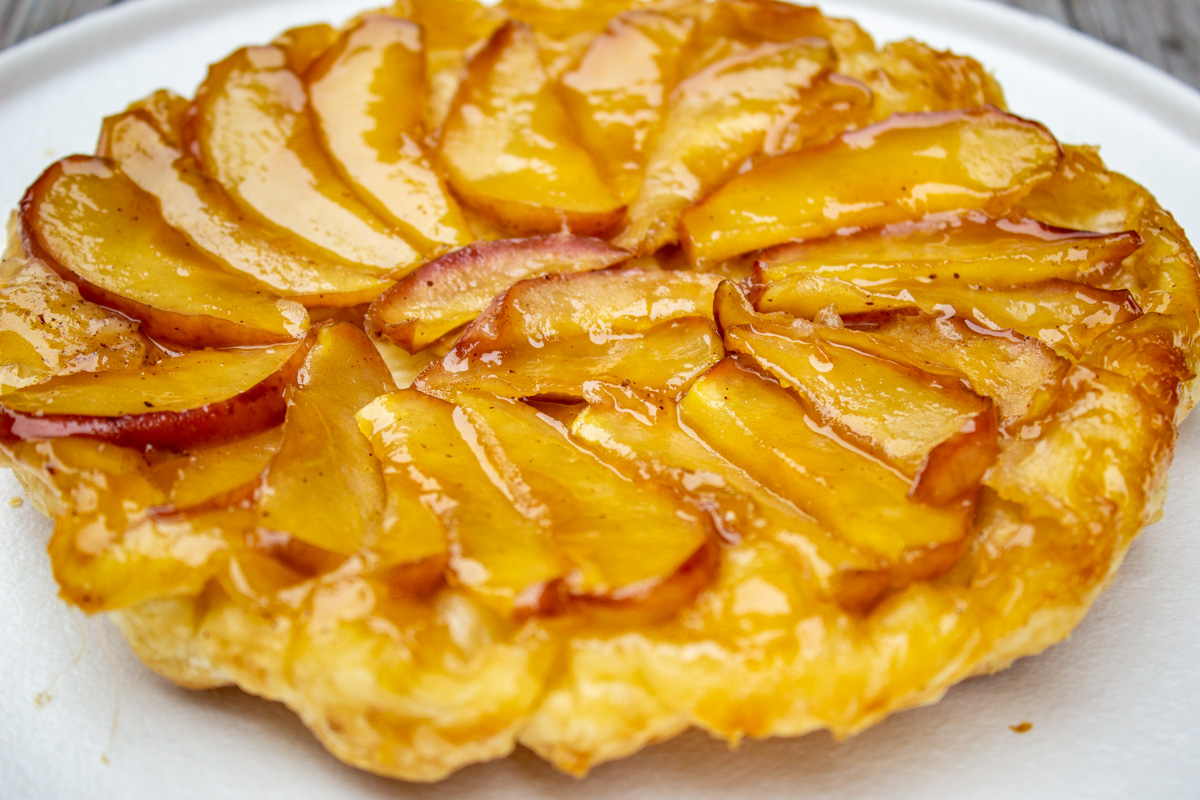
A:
1,1,1198,797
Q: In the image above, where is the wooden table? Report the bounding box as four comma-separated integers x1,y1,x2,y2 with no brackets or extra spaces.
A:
2,0,1198,90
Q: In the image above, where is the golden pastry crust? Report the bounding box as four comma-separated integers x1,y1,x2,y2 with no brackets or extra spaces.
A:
2,0,1199,783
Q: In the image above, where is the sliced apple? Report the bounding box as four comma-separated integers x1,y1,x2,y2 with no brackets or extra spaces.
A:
721,0,876,57
757,213,1142,288
711,277,796,335
357,388,564,606
390,0,508,131
0,260,150,394
724,323,995,479
450,269,722,352
678,359,973,566
148,427,284,512
572,381,890,610
858,315,1068,427
256,324,395,559
559,8,697,201
188,46,422,274
370,233,631,352
500,0,660,76
760,73,874,156
273,24,337,75
306,16,473,252
755,271,1143,358
439,21,625,236
20,157,308,347
680,106,1063,265
615,39,834,255
100,110,391,306
418,315,723,400
0,342,299,450
454,392,711,600
107,88,190,149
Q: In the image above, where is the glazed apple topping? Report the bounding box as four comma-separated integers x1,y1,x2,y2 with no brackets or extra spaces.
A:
1,0,1196,639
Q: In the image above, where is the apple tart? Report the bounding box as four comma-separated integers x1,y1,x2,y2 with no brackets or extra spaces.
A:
2,0,1198,782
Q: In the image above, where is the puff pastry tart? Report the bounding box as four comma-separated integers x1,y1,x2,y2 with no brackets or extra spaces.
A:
3,0,1197,781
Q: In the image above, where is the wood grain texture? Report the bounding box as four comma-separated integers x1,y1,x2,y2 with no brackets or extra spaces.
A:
0,0,1198,89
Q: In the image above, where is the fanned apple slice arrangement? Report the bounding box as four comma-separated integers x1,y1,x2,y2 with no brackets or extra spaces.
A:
3,0,1199,783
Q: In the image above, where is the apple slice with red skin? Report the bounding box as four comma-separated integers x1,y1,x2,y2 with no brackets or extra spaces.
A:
450,268,723,352
417,269,724,398
370,233,631,352
99,110,391,307
20,157,309,348
680,106,1063,265
0,342,302,451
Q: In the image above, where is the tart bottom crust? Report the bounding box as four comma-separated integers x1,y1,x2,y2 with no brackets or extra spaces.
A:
100,482,1156,781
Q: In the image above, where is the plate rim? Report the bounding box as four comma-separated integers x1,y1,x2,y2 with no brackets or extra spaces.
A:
1,0,1199,796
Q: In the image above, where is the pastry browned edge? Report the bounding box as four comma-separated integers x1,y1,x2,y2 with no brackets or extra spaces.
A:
2,0,1198,782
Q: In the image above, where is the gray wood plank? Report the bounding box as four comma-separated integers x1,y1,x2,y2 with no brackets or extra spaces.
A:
996,0,1200,90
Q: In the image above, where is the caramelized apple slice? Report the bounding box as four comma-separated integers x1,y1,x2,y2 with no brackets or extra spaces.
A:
572,382,890,610
189,46,421,273
559,9,697,201
500,0,657,76
724,323,994,479
390,0,508,131
440,21,625,236
0,343,299,450
710,277,796,335
760,73,874,156
757,213,1142,288
21,157,308,347
100,110,391,306
678,360,972,566
452,269,722,352
0,260,150,393
617,38,835,255
680,107,1062,265
721,0,876,57
273,24,337,75
455,392,711,599
861,316,1068,426
148,428,284,512
756,272,1143,357
256,324,395,557
307,17,473,252
357,389,564,606
418,316,723,400
370,234,630,352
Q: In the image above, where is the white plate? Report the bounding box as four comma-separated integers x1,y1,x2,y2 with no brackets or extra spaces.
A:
2,1,1199,797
